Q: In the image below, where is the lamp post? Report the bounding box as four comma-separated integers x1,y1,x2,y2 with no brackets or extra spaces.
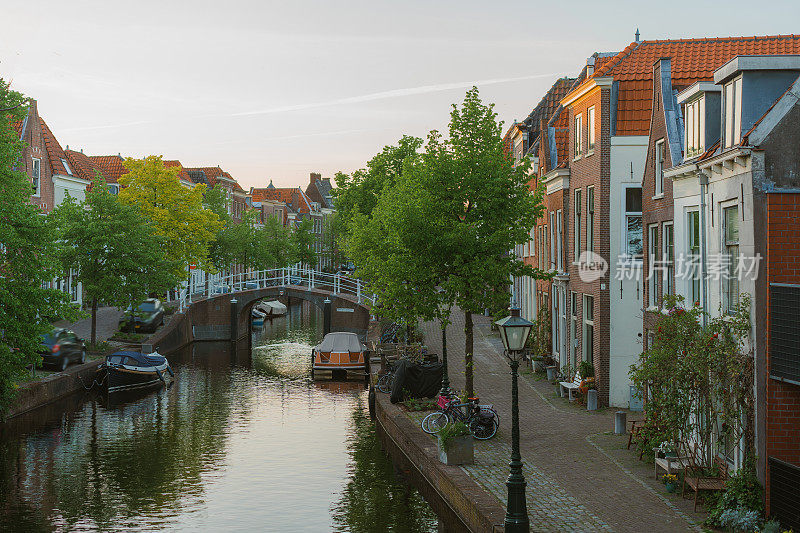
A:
495,306,533,533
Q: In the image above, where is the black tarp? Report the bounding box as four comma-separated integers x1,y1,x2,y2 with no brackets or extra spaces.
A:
389,359,443,404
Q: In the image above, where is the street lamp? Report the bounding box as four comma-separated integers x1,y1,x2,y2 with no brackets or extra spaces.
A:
495,306,533,533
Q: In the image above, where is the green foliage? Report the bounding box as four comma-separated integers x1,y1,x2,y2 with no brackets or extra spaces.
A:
0,80,81,411
50,178,180,343
629,294,756,465
706,458,764,527
579,360,595,379
437,421,470,452
527,306,553,364
401,397,437,412
290,218,318,267
119,155,222,277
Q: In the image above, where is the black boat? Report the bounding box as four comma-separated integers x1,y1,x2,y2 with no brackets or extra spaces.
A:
101,350,174,393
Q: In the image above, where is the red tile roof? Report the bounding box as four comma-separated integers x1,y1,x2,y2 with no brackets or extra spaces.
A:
39,118,77,178
65,150,112,182
565,34,800,135
88,155,127,184
182,166,245,192
251,186,313,214
163,160,193,184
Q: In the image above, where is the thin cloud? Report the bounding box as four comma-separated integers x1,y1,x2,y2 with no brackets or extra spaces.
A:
219,73,561,118
212,128,366,146
60,120,152,133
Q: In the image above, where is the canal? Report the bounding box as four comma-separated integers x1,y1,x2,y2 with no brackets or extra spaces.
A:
0,302,439,532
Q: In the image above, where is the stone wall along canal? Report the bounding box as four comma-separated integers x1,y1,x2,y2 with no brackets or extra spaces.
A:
0,301,438,532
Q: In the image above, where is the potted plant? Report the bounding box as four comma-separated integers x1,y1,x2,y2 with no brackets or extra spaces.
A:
437,421,473,465
661,473,678,493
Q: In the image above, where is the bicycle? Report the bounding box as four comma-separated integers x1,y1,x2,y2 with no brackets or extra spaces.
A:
376,362,396,393
421,394,499,440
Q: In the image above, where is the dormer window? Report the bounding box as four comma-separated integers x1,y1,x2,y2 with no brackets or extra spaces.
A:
685,97,705,157
723,77,743,148
61,158,72,176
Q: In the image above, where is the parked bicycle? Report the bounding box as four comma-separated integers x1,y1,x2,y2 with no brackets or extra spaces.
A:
376,361,396,393
421,394,499,440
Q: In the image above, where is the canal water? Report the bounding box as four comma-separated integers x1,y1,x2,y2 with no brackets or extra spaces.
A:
0,302,438,532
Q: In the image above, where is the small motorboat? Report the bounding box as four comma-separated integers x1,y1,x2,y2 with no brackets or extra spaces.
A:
312,332,369,378
251,308,266,327
101,350,174,393
254,300,287,318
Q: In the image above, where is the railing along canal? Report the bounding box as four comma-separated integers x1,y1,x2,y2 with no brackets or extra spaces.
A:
174,267,376,312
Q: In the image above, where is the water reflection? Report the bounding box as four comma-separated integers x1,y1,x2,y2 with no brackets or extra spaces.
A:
0,301,437,532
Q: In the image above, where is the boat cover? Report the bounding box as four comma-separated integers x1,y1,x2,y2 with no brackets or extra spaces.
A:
390,359,443,404
266,300,287,315
109,350,167,367
314,332,365,353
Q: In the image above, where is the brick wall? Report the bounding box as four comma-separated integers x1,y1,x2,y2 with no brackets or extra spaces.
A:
19,101,55,213
765,192,800,515
566,86,612,404
642,60,677,344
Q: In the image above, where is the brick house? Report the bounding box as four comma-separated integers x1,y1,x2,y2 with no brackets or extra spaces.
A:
559,35,800,407
183,166,248,222
661,54,800,524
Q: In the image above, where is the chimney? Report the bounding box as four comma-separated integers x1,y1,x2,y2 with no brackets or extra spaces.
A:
310,172,321,185
635,28,641,42
66,145,69,151
586,55,596,76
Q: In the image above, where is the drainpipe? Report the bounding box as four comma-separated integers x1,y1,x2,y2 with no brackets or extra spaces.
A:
699,171,709,327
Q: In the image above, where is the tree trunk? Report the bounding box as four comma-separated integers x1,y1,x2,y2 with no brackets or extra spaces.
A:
91,298,98,346
464,310,474,397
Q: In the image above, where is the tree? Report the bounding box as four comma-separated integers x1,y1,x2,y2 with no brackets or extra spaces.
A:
118,156,221,278
289,219,318,268
408,88,548,396
50,179,180,344
333,135,423,231
0,82,80,409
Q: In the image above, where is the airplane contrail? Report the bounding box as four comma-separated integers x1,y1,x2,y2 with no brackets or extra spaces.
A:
219,73,561,118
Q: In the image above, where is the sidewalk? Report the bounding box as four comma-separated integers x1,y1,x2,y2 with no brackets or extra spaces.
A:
54,306,123,344
417,310,705,532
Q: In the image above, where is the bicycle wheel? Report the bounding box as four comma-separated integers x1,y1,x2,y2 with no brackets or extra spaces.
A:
469,415,498,440
422,412,450,434
376,373,393,394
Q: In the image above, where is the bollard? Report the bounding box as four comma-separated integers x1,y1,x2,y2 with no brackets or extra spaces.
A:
587,389,598,411
615,411,627,435
323,298,332,335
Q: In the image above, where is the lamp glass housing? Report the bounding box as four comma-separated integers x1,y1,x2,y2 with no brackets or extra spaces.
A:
495,308,534,357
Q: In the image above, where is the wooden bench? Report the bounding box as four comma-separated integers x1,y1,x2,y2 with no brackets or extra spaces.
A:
682,455,729,511
558,371,582,401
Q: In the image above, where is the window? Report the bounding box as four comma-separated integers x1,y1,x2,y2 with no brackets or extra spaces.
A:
108,184,119,195
624,187,643,258
583,295,594,363
574,113,583,157
32,157,41,196
648,225,659,307
556,209,563,271
723,205,740,314
663,222,674,298
587,107,595,151
553,289,560,357
587,186,595,252
574,189,582,261
685,98,705,157
61,158,72,176
654,139,665,195
769,285,800,383
724,78,743,148
550,212,556,270
570,292,579,369
688,210,702,306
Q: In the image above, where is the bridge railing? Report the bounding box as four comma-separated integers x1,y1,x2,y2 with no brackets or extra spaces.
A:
176,267,375,312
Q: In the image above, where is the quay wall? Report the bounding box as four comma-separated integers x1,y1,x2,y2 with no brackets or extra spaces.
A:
373,392,505,533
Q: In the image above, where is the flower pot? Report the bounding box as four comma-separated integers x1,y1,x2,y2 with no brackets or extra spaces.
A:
546,365,557,381
438,435,474,465
665,482,677,493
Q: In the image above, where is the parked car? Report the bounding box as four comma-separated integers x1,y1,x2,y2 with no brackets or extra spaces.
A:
118,299,165,333
40,328,86,371
210,284,232,295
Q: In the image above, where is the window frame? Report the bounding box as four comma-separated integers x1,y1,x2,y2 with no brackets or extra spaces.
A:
722,204,740,314
587,186,595,253
587,106,596,152
654,139,665,196
662,222,674,298
574,113,583,158
684,97,705,157
574,188,582,262
582,294,594,363
623,186,643,260
724,77,743,149
687,209,702,306
648,224,659,307
32,157,41,196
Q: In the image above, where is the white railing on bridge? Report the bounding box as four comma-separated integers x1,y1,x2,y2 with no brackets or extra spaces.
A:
175,267,375,312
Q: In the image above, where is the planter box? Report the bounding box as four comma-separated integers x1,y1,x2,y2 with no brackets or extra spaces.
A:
438,435,474,465
546,365,558,381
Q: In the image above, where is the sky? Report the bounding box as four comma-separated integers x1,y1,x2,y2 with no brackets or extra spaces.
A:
4,0,800,190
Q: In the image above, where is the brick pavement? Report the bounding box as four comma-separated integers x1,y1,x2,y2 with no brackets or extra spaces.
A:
416,310,705,533
54,306,122,343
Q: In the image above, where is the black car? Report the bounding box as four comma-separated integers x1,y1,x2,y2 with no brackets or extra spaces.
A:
118,299,166,333
40,328,87,371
